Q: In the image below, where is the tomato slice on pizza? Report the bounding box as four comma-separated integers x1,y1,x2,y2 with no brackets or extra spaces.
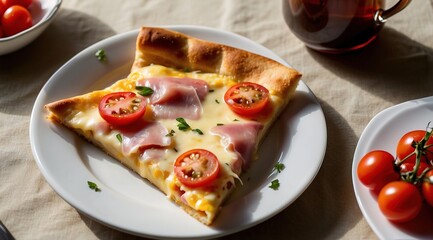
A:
174,149,220,188
98,92,147,126
224,82,270,116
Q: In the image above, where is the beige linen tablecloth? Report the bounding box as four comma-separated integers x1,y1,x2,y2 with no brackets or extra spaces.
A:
1,0,433,239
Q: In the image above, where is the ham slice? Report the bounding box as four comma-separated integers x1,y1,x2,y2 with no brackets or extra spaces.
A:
137,77,209,120
210,122,263,173
118,120,172,155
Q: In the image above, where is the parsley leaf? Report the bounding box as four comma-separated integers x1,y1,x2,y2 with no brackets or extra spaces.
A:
116,133,122,143
269,179,280,190
176,118,204,135
95,49,106,61
176,118,191,131
273,162,285,173
87,181,101,192
135,86,154,96
192,129,203,135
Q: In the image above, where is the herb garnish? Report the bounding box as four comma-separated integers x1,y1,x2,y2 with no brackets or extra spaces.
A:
136,86,154,96
166,129,175,137
215,99,220,104
176,118,191,131
217,123,224,126
176,118,203,135
269,179,280,190
116,133,122,143
269,162,286,190
273,162,285,173
192,129,204,135
95,49,106,61
87,181,101,192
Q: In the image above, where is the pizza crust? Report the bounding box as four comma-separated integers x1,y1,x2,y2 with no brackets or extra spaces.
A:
132,27,301,101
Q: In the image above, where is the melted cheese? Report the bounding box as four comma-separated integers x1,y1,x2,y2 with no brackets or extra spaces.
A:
64,65,276,220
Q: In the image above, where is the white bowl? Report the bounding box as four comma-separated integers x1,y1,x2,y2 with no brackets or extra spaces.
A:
0,0,62,55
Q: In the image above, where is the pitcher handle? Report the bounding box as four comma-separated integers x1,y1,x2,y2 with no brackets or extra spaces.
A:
374,0,412,24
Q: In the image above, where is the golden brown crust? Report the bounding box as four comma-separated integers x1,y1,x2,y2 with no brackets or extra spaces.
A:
132,26,301,101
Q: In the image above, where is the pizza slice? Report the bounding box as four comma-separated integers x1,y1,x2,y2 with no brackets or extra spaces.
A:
44,26,301,225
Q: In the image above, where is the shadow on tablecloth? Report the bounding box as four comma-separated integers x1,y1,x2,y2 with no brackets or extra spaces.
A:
0,8,115,116
307,27,433,105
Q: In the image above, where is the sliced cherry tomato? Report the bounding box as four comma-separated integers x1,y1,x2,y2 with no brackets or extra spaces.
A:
2,0,33,8
174,149,220,188
422,169,433,207
400,161,429,178
378,181,422,223
98,92,146,126
1,5,32,37
224,82,269,116
357,150,400,191
396,130,433,164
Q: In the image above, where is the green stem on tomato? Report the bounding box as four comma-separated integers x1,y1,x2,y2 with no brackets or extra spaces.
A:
408,125,433,183
396,151,416,166
397,124,433,184
410,143,423,183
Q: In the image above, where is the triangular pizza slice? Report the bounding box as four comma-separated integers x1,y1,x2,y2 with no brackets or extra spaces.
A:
45,26,301,225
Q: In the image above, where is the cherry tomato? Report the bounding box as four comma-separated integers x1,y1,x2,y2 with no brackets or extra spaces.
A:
357,150,400,191
2,0,33,8
400,161,430,178
1,5,32,37
98,92,146,126
0,25,4,38
174,149,220,188
224,82,269,116
422,169,433,207
396,130,433,164
0,1,6,16
378,181,422,223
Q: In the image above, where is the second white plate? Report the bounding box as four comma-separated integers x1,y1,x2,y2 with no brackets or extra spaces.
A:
353,96,433,239
30,25,327,239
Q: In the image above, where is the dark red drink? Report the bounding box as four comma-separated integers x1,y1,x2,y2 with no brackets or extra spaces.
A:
283,0,388,53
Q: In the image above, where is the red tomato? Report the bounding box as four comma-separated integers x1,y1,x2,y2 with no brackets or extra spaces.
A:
1,5,32,37
357,150,400,191
224,82,269,116
396,130,433,164
2,0,33,8
0,1,6,16
98,92,146,126
400,161,429,179
422,169,433,207
0,25,4,38
378,181,422,222
174,149,220,188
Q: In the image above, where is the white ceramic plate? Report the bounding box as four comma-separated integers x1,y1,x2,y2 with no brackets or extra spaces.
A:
30,25,326,239
353,96,433,240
